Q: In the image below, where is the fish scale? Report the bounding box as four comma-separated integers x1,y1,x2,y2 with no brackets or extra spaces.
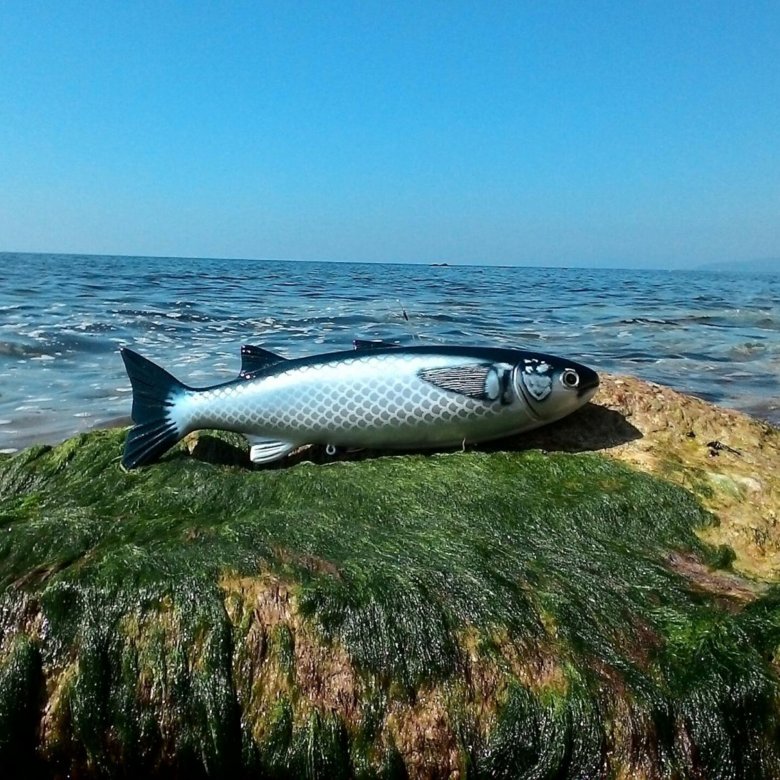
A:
181,352,508,447
119,343,599,468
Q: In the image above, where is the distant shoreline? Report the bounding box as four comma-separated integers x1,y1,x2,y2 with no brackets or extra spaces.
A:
698,258,780,274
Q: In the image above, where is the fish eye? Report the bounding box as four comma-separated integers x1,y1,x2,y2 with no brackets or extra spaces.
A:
560,368,580,388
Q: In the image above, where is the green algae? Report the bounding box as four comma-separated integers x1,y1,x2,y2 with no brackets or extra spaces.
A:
0,633,42,774
0,428,779,777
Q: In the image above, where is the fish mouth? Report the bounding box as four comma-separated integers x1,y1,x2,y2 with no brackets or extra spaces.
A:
577,367,600,400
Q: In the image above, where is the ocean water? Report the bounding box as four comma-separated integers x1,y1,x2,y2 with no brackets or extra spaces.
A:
1,252,778,453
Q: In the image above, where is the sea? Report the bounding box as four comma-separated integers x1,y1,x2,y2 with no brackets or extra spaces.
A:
1,252,778,453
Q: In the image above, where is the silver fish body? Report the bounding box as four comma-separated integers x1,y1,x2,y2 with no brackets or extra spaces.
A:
120,343,599,469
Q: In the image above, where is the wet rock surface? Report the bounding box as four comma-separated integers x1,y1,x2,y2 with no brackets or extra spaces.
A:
567,375,779,579
0,376,778,778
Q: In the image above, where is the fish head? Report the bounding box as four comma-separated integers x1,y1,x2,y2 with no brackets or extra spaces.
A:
512,354,599,422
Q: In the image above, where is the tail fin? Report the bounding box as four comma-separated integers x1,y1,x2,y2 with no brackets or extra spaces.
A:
120,348,189,469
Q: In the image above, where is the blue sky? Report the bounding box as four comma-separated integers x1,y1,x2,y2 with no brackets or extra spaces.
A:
1,2,778,268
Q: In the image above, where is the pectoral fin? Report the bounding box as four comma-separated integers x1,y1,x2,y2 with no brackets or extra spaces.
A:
418,364,504,402
246,436,297,464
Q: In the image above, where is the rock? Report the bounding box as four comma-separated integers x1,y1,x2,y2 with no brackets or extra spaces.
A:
517,374,780,580
0,375,778,778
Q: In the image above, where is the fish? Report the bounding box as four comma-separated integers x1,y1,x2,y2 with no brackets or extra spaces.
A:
119,340,599,469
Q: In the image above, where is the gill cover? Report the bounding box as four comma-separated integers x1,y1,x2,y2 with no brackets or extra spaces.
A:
516,358,554,402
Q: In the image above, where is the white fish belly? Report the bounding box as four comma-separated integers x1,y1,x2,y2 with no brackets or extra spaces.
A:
181,353,538,447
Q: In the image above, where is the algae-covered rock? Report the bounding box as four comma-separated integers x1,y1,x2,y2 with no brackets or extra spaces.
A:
520,374,780,579
0,377,779,778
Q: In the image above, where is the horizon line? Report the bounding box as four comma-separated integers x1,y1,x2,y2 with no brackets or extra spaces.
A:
0,248,727,273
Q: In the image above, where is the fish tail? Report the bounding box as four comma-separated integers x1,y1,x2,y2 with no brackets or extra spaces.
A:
120,347,190,469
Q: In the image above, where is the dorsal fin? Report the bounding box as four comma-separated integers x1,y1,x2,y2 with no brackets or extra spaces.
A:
353,339,401,350
418,364,503,402
239,345,287,378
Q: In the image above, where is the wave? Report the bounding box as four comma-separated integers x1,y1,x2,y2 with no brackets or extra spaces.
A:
615,312,780,331
0,332,118,358
619,317,681,326
112,307,214,324
0,340,40,358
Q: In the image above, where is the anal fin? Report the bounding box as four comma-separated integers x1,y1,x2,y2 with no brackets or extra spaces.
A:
246,436,297,464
